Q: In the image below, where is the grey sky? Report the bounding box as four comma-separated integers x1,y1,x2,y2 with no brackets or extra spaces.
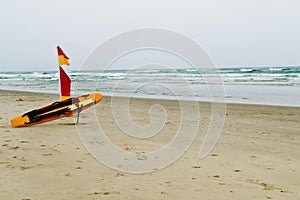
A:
0,0,299,71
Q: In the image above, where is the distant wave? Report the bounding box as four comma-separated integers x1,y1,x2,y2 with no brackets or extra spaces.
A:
269,67,285,71
240,68,256,72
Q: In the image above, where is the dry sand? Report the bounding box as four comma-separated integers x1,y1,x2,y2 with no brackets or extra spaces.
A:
0,90,299,200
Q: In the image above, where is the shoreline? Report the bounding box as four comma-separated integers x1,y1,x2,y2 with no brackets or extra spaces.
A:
0,88,299,108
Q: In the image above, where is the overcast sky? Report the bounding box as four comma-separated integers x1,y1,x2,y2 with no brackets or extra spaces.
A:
0,0,299,71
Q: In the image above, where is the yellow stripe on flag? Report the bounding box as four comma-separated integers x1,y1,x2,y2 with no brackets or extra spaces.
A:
58,55,70,66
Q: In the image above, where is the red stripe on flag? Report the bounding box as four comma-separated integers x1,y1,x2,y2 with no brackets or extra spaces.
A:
59,66,71,97
57,46,69,59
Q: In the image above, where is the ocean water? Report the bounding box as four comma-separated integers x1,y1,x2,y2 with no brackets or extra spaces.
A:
0,67,299,107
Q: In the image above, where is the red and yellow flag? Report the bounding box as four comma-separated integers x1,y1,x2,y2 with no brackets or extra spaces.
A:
57,46,70,66
57,46,71,100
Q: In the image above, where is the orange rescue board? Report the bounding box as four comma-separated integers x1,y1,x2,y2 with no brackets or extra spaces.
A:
11,93,102,128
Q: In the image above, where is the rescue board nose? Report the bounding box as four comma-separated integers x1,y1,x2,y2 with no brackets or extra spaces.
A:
93,93,103,104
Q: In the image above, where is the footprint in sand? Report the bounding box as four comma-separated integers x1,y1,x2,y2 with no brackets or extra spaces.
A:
19,166,34,170
192,165,201,169
65,173,72,177
115,173,124,177
164,181,172,187
42,153,52,156
213,174,220,178
89,191,120,196
9,146,19,150
246,179,287,192
136,152,147,160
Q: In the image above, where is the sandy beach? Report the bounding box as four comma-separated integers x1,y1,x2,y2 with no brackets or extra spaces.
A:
0,89,299,200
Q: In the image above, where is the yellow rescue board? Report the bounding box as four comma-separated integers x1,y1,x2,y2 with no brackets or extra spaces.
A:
11,93,102,128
